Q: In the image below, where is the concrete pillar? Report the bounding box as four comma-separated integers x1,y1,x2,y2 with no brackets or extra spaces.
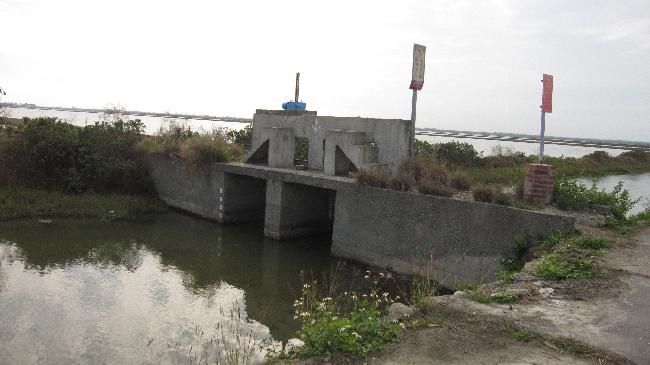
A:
267,127,295,168
264,179,334,240
523,164,556,205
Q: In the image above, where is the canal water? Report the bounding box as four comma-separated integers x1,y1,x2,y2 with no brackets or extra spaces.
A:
0,213,345,364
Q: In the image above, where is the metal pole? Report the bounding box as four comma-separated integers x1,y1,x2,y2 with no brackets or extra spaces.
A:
295,72,300,102
539,112,546,163
410,89,417,157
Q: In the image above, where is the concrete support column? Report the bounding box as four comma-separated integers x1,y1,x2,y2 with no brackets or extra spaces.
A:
264,179,334,240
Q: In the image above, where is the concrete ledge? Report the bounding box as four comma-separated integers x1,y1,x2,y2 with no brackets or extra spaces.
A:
332,186,575,287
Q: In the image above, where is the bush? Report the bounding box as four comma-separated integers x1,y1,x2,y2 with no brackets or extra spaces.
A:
389,171,416,192
617,150,650,162
554,178,638,221
0,117,153,194
449,173,471,190
494,191,513,206
138,122,241,164
473,185,495,203
418,181,454,197
356,168,392,189
584,150,611,162
226,124,252,148
432,141,480,166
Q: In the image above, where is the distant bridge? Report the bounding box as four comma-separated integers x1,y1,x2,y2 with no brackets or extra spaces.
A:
415,128,650,152
5,103,649,152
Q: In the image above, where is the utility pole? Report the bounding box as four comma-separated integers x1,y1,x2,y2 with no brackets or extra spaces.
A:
295,72,300,102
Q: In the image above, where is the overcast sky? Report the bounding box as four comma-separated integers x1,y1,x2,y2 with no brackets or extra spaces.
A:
1,0,649,141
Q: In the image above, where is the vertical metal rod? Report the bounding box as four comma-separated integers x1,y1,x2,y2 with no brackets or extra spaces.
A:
539,112,546,163
410,89,417,157
295,72,300,102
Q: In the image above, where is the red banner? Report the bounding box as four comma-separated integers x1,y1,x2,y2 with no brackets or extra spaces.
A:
541,74,553,113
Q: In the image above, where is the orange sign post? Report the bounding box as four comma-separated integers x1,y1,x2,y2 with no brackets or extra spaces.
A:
539,74,553,163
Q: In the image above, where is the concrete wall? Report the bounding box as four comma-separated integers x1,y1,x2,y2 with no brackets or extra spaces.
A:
145,156,266,223
146,156,575,286
252,110,412,172
331,186,575,287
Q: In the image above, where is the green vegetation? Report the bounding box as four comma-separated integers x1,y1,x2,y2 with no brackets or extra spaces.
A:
574,236,614,250
0,186,167,220
500,324,538,342
0,117,247,221
549,337,590,357
292,271,400,357
360,140,650,221
0,117,152,194
472,185,495,203
137,120,243,165
535,254,596,280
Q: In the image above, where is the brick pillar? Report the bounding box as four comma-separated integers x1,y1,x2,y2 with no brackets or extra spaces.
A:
523,164,556,205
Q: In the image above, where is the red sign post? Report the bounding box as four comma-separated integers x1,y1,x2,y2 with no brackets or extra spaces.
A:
539,74,553,163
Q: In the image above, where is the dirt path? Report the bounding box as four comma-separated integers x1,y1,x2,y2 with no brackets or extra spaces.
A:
407,227,650,365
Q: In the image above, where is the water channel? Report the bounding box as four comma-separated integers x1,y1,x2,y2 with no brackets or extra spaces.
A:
0,213,345,364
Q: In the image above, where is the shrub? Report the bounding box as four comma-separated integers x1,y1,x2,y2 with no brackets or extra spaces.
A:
432,141,480,166
414,139,436,158
401,154,434,182
449,173,471,190
584,150,611,162
473,185,495,203
554,178,638,221
0,117,153,194
389,171,416,192
617,150,650,162
418,181,454,197
226,124,252,148
356,168,392,189
494,191,513,206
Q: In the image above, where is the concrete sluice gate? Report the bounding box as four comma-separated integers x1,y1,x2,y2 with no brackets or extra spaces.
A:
146,109,575,287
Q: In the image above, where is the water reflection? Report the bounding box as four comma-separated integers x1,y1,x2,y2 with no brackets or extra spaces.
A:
0,213,338,364
583,172,650,216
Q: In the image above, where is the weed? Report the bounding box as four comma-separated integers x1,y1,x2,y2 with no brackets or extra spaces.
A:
356,168,392,189
389,171,416,192
494,191,513,206
535,254,596,280
449,173,471,190
550,337,589,357
293,271,400,358
500,324,537,342
0,186,167,221
473,185,495,203
418,181,454,197
574,236,614,250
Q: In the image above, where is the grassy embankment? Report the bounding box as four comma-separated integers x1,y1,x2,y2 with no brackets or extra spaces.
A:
357,140,650,214
0,116,250,220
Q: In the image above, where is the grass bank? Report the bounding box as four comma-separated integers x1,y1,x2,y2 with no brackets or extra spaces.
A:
0,187,168,221
0,116,251,221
